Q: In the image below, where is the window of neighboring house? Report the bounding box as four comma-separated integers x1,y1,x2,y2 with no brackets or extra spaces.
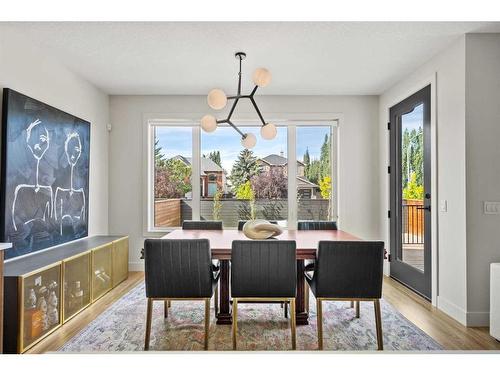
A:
153,126,193,228
201,125,288,228
296,125,335,221
149,121,336,231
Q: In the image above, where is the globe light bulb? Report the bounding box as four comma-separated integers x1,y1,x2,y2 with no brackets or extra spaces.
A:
260,123,277,140
241,133,257,149
207,88,227,110
253,68,272,87
200,115,217,133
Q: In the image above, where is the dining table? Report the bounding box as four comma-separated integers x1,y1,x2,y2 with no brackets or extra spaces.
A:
162,228,359,325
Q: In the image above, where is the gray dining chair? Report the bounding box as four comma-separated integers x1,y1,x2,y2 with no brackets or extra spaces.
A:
182,220,223,230
297,220,342,313
143,239,220,350
231,240,297,350
305,241,385,350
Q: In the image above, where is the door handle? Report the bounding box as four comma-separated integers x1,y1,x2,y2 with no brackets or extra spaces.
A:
416,206,431,212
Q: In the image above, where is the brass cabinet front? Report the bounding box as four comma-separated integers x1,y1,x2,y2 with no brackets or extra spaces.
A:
63,252,92,322
112,237,129,287
20,263,62,352
91,244,113,302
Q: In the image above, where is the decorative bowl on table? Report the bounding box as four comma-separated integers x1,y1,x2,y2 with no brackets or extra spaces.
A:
242,220,283,239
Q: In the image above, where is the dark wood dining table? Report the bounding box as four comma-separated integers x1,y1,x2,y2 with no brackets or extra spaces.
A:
162,229,359,325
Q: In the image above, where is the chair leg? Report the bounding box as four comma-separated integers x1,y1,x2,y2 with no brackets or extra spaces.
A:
355,301,360,318
305,285,309,313
290,298,296,350
316,298,323,350
214,283,219,316
145,298,153,351
350,301,354,308
164,300,169,318
232,298,238,350
374,299,383,350
204,298,210,350
168,300,171,308
284,301,288,318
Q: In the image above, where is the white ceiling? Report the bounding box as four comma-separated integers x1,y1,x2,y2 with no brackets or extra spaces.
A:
3,22,499,95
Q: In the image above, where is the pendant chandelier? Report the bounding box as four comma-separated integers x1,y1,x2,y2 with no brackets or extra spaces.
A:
201,52,275,149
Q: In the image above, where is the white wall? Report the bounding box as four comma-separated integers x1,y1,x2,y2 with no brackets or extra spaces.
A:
379,37,468,323
108,95,381,269
0,28,110,238
465,34,500,326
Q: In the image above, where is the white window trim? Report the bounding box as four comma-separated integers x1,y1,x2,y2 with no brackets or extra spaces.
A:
143,112,342,236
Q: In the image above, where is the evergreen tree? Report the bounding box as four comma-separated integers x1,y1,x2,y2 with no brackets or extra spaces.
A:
319,134,331,179
229,149,262,191
303,148,310,177
154,139,166,167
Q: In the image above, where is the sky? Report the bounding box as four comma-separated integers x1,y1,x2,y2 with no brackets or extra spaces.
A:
156,125,331,173
402,103,424,132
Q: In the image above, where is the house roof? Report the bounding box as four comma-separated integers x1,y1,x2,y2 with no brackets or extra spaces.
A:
297,176,319,189
170,155,223,175
259,154,305,166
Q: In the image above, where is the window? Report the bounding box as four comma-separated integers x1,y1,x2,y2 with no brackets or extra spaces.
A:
148,121,336,231
296,126,335,221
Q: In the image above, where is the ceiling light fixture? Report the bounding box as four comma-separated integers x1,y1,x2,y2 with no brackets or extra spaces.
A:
201,52,275,148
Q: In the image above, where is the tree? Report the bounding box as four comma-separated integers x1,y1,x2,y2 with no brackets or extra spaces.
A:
155,158,192,199
320,134,331,179
251,168,288,199
204,150,222,167
229,149,262,191
235,181,256,220
235,180,254,200
212,188,223,220
303,148,310,176
307,159,321,184
403,172,424,200
154,139,166,168
319,176,332,199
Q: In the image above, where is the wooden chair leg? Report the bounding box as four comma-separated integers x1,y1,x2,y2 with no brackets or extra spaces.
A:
284,301,288,318
214,283,219,316
374,299,383,350
164,300,169,318
204,298,210,350
145,298,153,351
168,300,171,308
232,298,238,350
316,298,323,350
290,298,296,350
355,301,360,318
350,301,354,308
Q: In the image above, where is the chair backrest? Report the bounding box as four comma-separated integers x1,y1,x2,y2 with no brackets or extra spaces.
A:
297,220,337,231
144,239,214,298
182,220,223,230
313,241,384,298
231,240,296,298
237,220,277,231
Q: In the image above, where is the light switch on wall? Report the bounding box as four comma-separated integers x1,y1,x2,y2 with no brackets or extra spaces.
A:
440,200,447,212
484,201,500,214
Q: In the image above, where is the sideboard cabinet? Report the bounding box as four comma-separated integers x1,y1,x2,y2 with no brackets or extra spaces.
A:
2,236,128,353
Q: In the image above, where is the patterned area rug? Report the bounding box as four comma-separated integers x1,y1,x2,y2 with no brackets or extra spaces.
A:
59,283,442,352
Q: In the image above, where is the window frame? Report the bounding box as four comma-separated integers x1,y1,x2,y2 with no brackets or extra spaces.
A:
143,116,340,234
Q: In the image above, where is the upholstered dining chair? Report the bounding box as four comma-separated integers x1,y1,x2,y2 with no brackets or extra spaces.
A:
305,241,385,350
182,220,223,230
297,220,341,313
231,240,297,350
237,220,277,231
143,239,220,350
181,220,222,315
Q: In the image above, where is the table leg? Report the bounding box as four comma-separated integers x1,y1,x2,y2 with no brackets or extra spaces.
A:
296,260,309,325
216,259,232,325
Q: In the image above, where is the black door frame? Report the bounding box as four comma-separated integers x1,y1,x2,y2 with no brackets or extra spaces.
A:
389,85,432,300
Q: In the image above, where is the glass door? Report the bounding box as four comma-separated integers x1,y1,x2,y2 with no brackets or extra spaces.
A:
389,85,431,299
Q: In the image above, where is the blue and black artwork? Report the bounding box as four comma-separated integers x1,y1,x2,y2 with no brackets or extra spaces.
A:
1,89,90,260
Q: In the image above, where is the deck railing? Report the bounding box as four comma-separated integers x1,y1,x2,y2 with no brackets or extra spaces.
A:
402,201,424,244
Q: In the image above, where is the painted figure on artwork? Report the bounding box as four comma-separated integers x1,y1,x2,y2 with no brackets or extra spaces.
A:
54,132,87,237
11,119,54,246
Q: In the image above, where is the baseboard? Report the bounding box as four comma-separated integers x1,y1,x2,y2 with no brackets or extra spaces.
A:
129,262,145,272
437,295,467,325
466,311,490,327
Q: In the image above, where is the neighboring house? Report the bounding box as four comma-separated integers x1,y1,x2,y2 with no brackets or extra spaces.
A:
171,155,226,198
257,152,319,198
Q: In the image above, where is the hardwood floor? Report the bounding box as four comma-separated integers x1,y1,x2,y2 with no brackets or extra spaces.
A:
25,272,500,353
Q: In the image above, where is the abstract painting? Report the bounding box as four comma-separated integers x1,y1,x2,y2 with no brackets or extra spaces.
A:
1,89,90,260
